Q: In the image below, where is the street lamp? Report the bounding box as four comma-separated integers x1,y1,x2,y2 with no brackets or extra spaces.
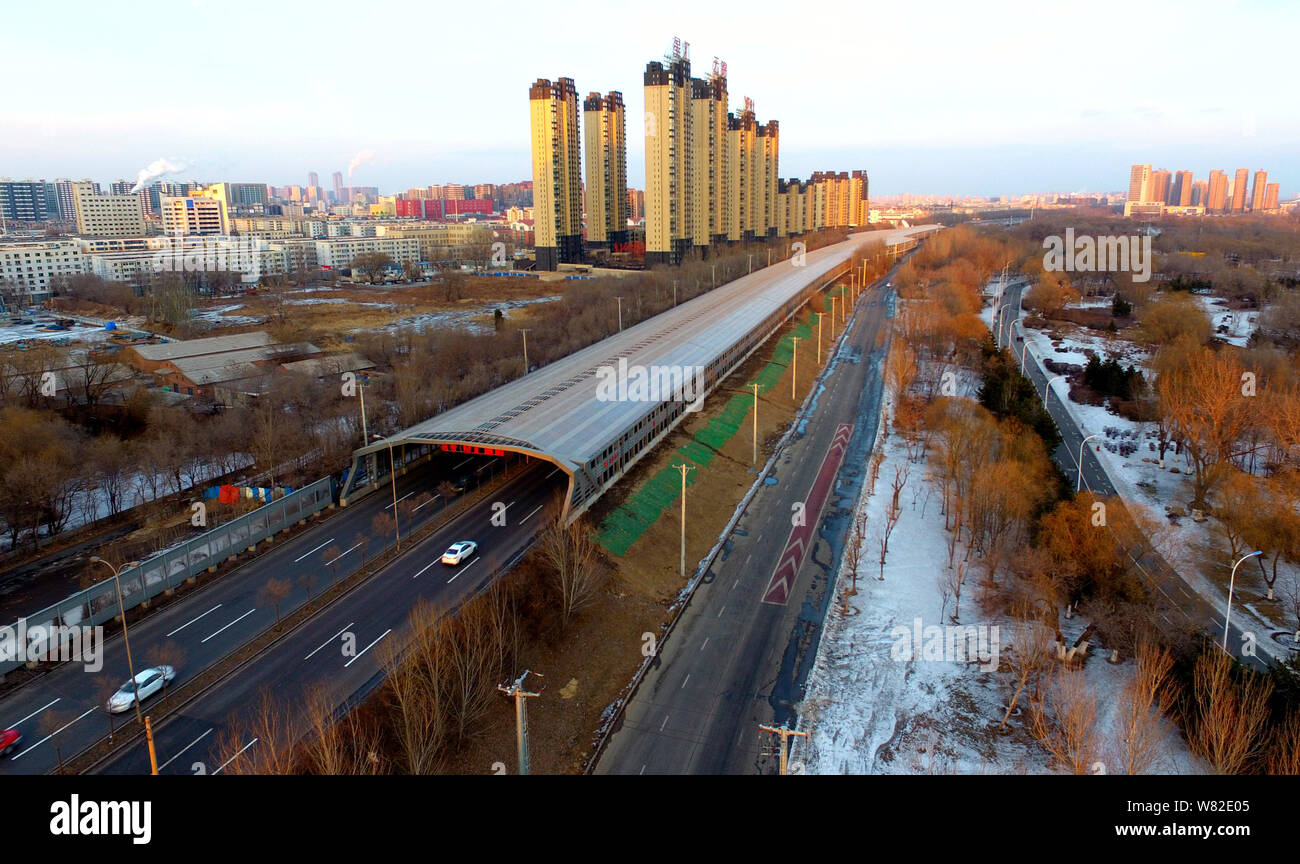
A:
89,557,145,725
995,303,1011,347
1044,375,1066,410
1019,327,1030,371
519,328,530,377
370,434,401,551
749,383,760,464
1077,433,1101,492
1222,551,1263,653
790,336,800,400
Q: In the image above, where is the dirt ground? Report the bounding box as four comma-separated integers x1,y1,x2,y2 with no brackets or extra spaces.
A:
444,297,851,774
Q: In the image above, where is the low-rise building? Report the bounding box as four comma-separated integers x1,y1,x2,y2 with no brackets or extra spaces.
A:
0,240,86,303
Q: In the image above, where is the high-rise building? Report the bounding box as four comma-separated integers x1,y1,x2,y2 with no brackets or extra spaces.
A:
529,76,583,270
1149,170,1171,206
727,104,758,241
1172,170,1194,206
626,188,644,222
1250,170,1268,212
1206,170,1228,212
761,120,779,236
583,91,628,247
53,179,85,220
1232,168,1249,212
1264,182,1280,211
1191,180,1208,207
0,180,56,222
332,171,345,203
690,74,728,249
308,171,319,188
850,170,870,228
72,182,146,236
1127,164,1152,203
644,57,693,266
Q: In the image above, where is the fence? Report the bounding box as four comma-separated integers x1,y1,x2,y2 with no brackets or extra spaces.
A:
0,477,333,676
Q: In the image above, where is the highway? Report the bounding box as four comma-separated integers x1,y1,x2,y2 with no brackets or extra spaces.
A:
998,281,1268,670
595,262,905,774
0,450,550,775
98,459,565,774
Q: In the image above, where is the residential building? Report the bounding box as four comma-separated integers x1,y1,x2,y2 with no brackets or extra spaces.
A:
0,240,85,303
529,76,583,270
160,195,229,236
583,90,628,246
1232,168,1249,212
72,182,146,236
1250,170,1268,212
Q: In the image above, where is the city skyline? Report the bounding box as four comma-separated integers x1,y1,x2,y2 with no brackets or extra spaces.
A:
1,0,1296,198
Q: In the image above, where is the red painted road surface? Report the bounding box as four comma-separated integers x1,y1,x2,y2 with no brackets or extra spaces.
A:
761,423,854,605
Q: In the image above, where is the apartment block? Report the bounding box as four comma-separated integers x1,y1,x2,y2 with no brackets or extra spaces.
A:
72,182,146,236
529,77,583,270
583,91,628,246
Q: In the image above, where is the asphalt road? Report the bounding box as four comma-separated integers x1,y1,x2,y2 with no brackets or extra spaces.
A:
997,282,1268,670
0,450,544,775
97,459,565,775
596,268,903,775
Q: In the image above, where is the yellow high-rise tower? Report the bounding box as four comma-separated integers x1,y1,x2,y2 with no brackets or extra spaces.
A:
584,91,628,247
530,77,582,270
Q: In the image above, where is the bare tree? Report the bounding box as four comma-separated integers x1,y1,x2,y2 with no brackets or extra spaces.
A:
1111,641,1176,774
259,578,292,623
1187,650,1273,775
1029,665,1101,774
539,516,603,630
146,642,187,698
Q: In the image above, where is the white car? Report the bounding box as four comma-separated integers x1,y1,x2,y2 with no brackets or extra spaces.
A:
441,541,478,565
106,665,175,714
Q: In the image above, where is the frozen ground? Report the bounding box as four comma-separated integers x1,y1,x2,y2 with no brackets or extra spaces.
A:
796,399,1200,774
1020,306,1297,664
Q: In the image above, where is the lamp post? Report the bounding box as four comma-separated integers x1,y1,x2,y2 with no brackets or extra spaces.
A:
371,434,401,551
815,313,823,364
673,463,694,578
615,296,623,332
790,336,799,400
1044,375,1065,410
749,383,760,464
519,328,530,376
1077,433,1101,492
1020,329,1029,371
995,303,1010,348
89,557,145,725
1222,551,1263,653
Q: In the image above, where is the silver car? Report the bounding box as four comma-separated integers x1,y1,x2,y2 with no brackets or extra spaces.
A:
106,666,176,714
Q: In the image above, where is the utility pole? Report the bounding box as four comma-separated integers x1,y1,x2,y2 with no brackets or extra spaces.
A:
749,383,760,464
615,296,623,332
711,264,716,287
144,716,159,775
759,722,808,775
672,280,677,307
790,336,799,400
498,670,543,775
673,463,695,578
519,328,530,376
767,247,771,267
748,253,752,274
816,312,823,364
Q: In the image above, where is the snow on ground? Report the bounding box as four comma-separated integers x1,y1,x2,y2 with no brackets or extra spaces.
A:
0,319,116,346
371,295,562,336
192,304,265,327
1020,313,1297,663
797,401,1200,774
1193,294,1257,347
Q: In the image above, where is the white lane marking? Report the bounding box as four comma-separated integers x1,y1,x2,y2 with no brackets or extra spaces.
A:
294,538,334,563
325,542,362,566
681,674,691,689
700,637,709,651
5,697,60,730
159,728,213,771
659,714,670,732
385,491,415,510
11,707,94,759
452,457,474,470
412,559,440,579
304,622,355,660
732,579,739,591
214,738,258,774
166,603,223,637
447,557,480,584
201,608,256,644
414,493,440,512
717,605,726,618
344,629,392,668
475,458,498,474
520,505,543,525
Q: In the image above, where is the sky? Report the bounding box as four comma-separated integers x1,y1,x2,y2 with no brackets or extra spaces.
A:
2,0,1296,198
